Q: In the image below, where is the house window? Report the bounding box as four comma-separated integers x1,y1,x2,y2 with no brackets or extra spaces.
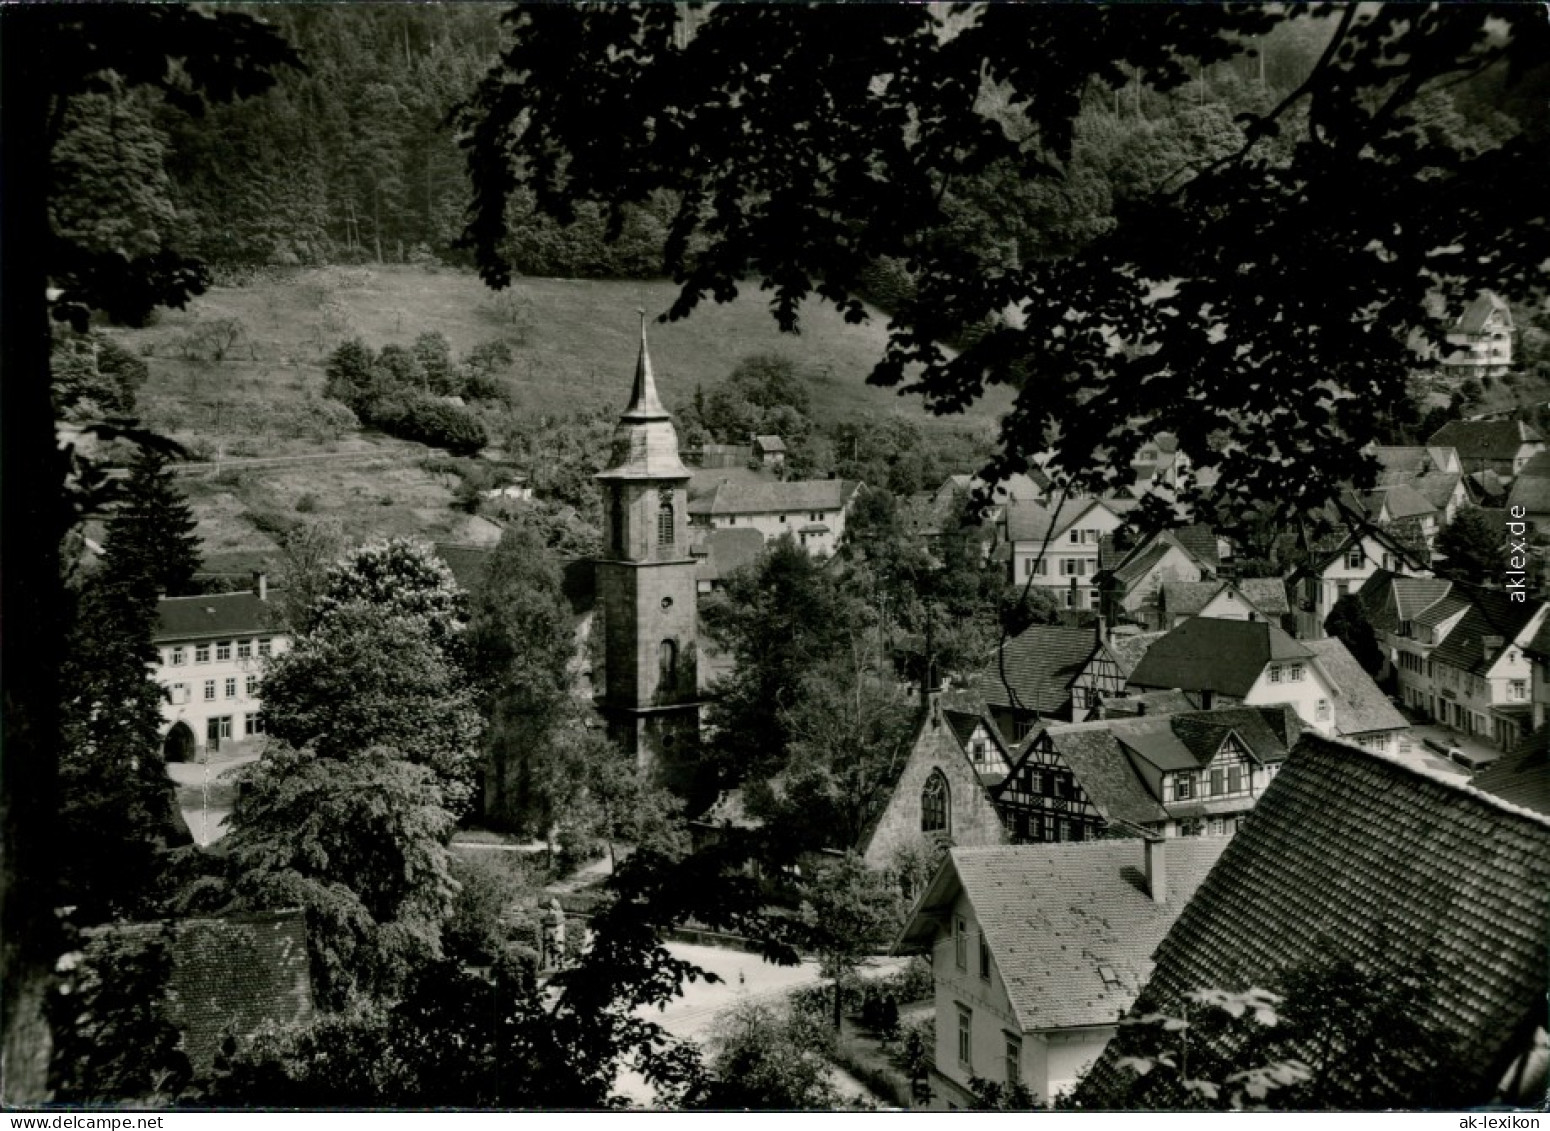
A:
954,917,968,971
957,1006,973,1068
1069,531,1081,545
204,680,217,702
245,713,265,736
921,770,950,835
1061,559,1084,577
978,933,991,981
659,639,678,687
170,646,185,666
171,683,187,705
1174,773,1194,801
728,515,736,526
1228,765,1243,793
258,638,272,657
779,514,786,523
1345,549,1363,570
971,738,988,765
224,677,237,699
1005,1035,1022,1086
1268,665,1281,683
1289,664,1304,682
1316,698,1331,722
238,640,252,660
1064,590,1076,608
1511,679,1528,701
206,715,231,748
658,490,676,547
246,674,258,696
1209,768,1224,796
195,643,210,664
216,641,232,662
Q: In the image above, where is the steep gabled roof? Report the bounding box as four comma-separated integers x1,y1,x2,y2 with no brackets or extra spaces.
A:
1004,498,1057,543
1159,580,1222,619
981,625,1100,714
1506,462,1550,516
1472,727,1550,816
153,592,281,643
1376,482,1439,521
1111,540,1173,588
1429,590,1543,676
1165,706,1300,769
690,478,859,516
1455,291,1512,336
1037,719,1172,825
1428,419,1543,462
1303,637,1409,735
896,840,1229,1033
692,527,766,582
1233,578,1291,616
1077,735,1550,1108
1128,618,1310,699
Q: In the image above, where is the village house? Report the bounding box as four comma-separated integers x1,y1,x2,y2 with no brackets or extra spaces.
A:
1289,522,1430,639
1095,525,1220,630
1358,574,1546,751
153,576,286,763
1125,617,1406,750
1427,419,1544,481
1076,734,1550,1110
1005,496,1129,612
686,477,861,557
751,434,786,470
992,705,1302,843
893,838,1229,1109
978,624,1132,741
688,527,766,594
1157,578,1290,630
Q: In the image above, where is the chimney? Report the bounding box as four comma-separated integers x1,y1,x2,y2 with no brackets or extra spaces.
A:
1483,635,1504,661
1144,837,1167,904
253,571,268,602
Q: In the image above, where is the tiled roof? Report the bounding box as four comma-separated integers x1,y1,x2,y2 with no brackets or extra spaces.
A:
1165,706,1300,769
1506,467,1550,516
1004,498,1057,543
1472,727,1550,816
1377,482,1439,521
1128,618,1309,699
981,625,1100,714
1455,291,1512,336
1159,580,1221,618
1428,419,1543,462
1103,631,1167,678
1303,637,1409,735
1233,579,1291,616
752,434,787,452
692,527,766,582
1111,541,1172,587
1173,525,1220,572
899,840,1229,1032
1392,576,1455,621
1077,735,1550,1108
1102,689,1194,718
1413,591,1471,630
1035,720,1171,825
95,909,314,1078
1396,470,1463,511
1429,590,1543,676
688,478,859,516
153,592,281,643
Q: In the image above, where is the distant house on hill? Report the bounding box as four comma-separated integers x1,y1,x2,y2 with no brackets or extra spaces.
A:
1427,419,1544,480
894,838,1229,1109
1005,496,1129,612
1442,291,1515,377
751,434,786,469
1158,578,1290,630
687,477,861,556
1288,521,1430,640
979,624,1134,740
1371,444,1468,526
1077,735,1550,1110
1096,526,1220,630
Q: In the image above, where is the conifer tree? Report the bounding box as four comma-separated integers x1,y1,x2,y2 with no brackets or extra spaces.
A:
104,446,202,599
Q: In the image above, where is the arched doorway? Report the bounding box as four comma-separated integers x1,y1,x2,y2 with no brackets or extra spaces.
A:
163,721,196,764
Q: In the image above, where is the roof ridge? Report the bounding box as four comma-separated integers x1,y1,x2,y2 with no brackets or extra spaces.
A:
1317,734,1550,829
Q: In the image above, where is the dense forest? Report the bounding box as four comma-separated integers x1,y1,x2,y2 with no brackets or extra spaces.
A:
59,5,1537,287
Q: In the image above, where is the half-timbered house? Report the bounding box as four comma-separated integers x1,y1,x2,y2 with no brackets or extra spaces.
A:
979,624,1135,742
992,705,1302,841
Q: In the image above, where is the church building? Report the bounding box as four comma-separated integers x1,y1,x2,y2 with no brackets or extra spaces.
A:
594,314,702,774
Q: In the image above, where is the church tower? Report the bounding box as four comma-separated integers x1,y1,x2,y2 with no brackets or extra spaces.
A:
595,313,700,770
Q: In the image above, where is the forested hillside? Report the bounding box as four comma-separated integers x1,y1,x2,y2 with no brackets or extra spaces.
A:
59,5,1537,284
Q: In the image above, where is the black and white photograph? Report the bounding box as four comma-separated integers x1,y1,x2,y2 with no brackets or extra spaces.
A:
2,0,1548,1116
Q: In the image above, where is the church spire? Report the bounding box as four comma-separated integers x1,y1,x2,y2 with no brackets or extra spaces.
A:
622,308,669,421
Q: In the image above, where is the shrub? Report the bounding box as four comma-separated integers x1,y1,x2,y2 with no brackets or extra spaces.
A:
395,396,489,456
295,493,319,514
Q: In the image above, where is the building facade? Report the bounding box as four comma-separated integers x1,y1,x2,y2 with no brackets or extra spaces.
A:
152,579,286,762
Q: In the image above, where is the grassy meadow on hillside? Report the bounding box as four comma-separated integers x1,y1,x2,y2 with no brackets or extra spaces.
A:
117,266,1008,457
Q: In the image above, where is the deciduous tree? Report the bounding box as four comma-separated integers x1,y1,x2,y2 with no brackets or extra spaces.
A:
801,853,899,1032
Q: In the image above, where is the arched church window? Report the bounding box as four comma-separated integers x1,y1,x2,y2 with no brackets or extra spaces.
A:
658,490,676,547
612,493,626,556
659,638,678,687
921,769,950,835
